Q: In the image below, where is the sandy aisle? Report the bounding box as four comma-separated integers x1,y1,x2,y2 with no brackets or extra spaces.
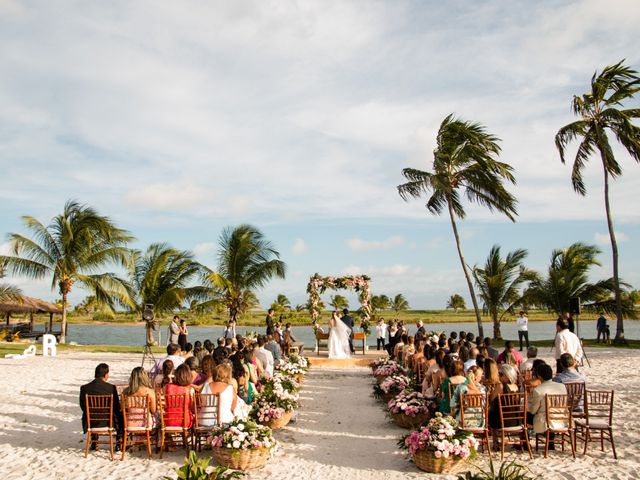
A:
0,349,639,479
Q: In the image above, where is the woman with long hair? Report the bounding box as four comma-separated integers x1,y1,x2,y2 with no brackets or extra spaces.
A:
163,364,195,428
157,359,175,388
123,366,158,424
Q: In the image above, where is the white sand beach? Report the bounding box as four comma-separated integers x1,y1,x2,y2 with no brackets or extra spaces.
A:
0,348,638,480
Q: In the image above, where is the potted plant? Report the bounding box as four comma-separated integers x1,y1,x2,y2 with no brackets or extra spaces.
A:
373,374,412,403
164,451,245,479
251,374,300,429
387,390,436,428
209,419,277,471
399,413,478,474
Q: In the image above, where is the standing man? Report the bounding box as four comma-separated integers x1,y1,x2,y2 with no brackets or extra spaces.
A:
168,315,180,345
265,308,275,336
341,308,355,354
416,320,426,338
224,320,236,340
375,319,387,350
554,318,583,374
596,312,609,343
516,311,529,351
80,363,123,447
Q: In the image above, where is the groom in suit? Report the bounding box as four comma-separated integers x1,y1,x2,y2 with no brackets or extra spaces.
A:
341,308,355,354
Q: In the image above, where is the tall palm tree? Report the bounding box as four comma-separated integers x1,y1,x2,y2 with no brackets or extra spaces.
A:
0,200,133,343
208,225,286,322
525,243,632,320
473,245,537,340
271,293,291,314
371,294,390,315
446,294,466,312
391,293,410,318
130,243,209,343
398,114,517,338
329,294,349,310
555,61,640,343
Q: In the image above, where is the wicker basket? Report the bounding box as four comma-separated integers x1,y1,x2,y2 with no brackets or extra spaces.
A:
390,412,430,429
412,448,464,474
259,409,294,430
211,446,270,471
294,373,304,383
380,392,395,404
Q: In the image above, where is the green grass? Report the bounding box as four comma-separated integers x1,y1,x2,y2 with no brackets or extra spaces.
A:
0,343,166,356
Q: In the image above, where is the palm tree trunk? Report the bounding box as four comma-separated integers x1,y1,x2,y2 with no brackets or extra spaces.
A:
492,309,501,340
602,167,625,343
447,200,484,338
60,292,67,344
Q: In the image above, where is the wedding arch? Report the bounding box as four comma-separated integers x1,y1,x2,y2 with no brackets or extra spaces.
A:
306,273,372,324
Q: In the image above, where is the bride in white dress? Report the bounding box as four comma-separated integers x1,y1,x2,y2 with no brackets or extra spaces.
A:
328,311,351,359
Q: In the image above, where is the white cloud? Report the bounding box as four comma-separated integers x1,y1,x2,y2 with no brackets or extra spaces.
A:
346,236,405,252
193,242,215,256
0,242,12,255
291,238,306,256
594,232,629,246
124,183,215,211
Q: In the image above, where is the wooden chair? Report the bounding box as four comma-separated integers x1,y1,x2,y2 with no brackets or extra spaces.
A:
535,394,575,458
565,382,586,419
193,393,220,451
121,394,155,460
460,393,491,456
494,392,532,460
574,390,616,459
158,392,191,458
84,394,116,461
415,359,425,384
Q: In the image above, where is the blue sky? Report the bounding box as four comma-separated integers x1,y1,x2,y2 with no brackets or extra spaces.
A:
0,0,639,309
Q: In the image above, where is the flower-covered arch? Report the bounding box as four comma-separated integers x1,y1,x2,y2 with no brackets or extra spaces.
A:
306,273,372,325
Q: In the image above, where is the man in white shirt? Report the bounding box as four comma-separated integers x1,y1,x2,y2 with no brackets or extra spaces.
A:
255,335,274,378
151,343,184,376
519,346,538,374
516,310,529,351
375,319,387,350
554,318,583,373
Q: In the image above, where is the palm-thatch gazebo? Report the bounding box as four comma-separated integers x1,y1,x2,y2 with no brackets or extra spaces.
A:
0,296,63,339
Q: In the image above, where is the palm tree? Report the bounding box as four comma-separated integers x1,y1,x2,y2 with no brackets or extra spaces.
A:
0,200,133,343
391,293,410,318
0,261,23,304
207,225,286,322
130,243,209,343
473,245,538,340
295,304,307,313
525,243,632,320
371,294,390,316
271,294,291,314
398,115,517,338
446,294,466,312
329,294,349,310
555,60,640,342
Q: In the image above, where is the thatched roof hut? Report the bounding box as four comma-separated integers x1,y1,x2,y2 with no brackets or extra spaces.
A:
0,296,62,332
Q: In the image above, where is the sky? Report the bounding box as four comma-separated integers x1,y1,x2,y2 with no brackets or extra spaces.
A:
0,0,639,310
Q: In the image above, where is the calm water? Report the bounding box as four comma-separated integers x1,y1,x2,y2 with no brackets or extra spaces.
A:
61,320,639,347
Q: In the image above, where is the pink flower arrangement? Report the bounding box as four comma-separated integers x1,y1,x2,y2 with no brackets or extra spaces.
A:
379,374,411,395
374,362,406,377
388,391,435,417
399,413,478,460
209,418,276,451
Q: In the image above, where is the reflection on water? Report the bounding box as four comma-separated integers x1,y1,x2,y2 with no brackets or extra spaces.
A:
64,319,639,347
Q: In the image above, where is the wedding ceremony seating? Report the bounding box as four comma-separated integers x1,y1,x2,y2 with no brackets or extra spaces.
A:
574,390,617,459
84,394,117,461
534,394,575,458
494,392,532,460
564,381,586,418
158,393,191,458
460,393,491,456
121,394,155,460
192,393,220,451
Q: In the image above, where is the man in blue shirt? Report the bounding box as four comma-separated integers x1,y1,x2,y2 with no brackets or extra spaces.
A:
596,313,610,344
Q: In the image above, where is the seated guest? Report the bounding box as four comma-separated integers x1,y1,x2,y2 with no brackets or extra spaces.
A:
421,346,440,397
483,338,499,361
520,346,538,374
411,340,425,372
213,337,227,358
254,335,274,379
524,359,547,391
185,356,206,388
182,342,194,359
553,354,586,384
163,364,194,428
482,358,500,390
527,363,567,443
231,354,255,403
488,364,519,430
265,334,282,364
439,359,467,414
464,347,478,372
207,363,248,424
193,341,205,365
284,323,304,354
151,343,184,376
122,366,157,427
450,365,486,424
80,363,124,442
497,341,523,367
156,359,175,387
402,336,415,366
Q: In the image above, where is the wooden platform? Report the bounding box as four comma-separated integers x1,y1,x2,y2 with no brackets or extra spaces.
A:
306,349,385,368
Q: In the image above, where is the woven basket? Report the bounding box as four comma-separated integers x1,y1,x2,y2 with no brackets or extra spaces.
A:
380,392,395,404
211,446,270,471
390,412,430,429
294,373,304,383
412,448,464,474
260,409,294,430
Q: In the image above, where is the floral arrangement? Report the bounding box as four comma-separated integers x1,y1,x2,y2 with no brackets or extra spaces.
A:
209,418,276,451
306,273,372,323
370,357,393,370
360,319,371,336
373,374,412,398
287,353,309,371
251,396,288,423
277,361,306,376
388,390,436,417
256,374,299,407
373,362,406,377
399,413,478,460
